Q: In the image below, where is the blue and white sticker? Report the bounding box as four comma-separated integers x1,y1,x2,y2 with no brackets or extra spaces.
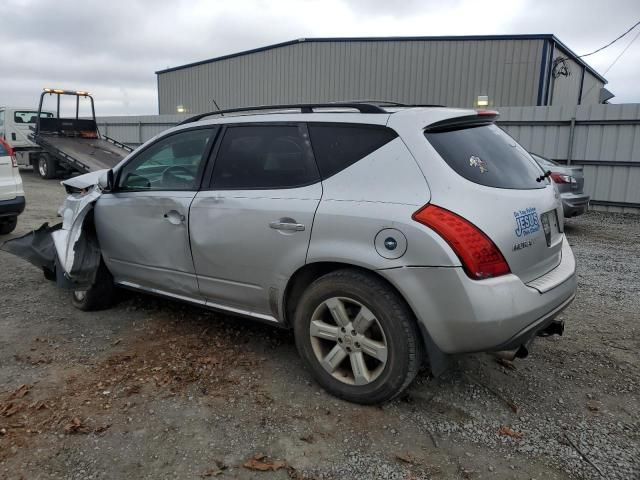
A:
514,207,540,237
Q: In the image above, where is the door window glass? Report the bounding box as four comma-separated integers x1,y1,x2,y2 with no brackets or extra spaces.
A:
211,125,319,189
118,128,214,191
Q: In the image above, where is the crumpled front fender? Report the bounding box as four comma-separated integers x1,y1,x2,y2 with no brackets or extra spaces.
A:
1,179,104,289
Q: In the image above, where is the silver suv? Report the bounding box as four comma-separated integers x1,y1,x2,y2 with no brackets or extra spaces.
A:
49,104,580,403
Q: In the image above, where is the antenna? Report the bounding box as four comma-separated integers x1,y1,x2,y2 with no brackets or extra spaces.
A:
212,98,223,116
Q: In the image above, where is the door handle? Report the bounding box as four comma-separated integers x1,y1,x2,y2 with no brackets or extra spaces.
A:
164,210,186,225
269,220,305,232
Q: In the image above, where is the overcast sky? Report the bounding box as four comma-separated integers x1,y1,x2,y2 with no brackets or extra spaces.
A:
1,0,638,115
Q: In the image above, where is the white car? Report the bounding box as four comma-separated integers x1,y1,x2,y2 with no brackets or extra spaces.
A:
0,137,25,234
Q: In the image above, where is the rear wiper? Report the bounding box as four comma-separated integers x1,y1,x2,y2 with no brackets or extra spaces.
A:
536,170,552,182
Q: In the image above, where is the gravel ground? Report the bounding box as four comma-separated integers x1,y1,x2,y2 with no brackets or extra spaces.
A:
0,172,638,480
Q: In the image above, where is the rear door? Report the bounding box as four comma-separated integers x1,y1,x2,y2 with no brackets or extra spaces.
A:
190,123,321,318
423,122,563,283
94,127,217,298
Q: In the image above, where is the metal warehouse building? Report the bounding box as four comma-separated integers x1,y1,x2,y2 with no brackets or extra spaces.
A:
156,34,610,114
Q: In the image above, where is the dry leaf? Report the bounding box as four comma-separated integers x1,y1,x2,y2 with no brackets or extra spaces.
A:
299,434,314,444
495,358,517,370
0,401,22,417
586,400,600,412
28,400,48,411
201,461,226,477
243,454,287,471
395,452,420,465
8,384,30,400
498,425,524,440
64,417,91,434
94,424,111,434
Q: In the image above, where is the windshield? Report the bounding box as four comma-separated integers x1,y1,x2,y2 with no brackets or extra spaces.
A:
14,111,53,124
425,124,547,190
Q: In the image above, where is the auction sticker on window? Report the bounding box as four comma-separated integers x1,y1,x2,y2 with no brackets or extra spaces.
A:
514,207,540,237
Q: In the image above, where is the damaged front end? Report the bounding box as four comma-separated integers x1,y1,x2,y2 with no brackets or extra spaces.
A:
1,170,108,289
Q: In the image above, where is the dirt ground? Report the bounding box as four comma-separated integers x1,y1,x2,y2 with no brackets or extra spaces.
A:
1,172,638,480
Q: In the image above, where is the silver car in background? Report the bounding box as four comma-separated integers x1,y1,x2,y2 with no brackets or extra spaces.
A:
32,104,577,404
531,153,590,217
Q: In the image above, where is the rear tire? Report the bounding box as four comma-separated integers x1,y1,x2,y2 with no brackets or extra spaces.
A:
37,154,57,179
71,262,115,311
293,269,423,404
0,216,17,235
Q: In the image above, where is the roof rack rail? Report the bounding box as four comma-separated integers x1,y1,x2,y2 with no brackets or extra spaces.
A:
345,100,447,108
177,102,387,125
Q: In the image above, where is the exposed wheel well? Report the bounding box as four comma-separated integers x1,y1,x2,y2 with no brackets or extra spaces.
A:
283,261,449,373
283,262,418,331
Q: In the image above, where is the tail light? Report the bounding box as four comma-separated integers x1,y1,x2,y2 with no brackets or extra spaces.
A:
550,173,575,185
413,204,510,280
0,138,17,167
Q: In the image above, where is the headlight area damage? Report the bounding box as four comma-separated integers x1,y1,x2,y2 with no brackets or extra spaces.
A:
1,171,105,289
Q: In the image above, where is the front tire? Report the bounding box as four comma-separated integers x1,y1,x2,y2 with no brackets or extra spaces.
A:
293,269,423,404
71,262,115,311
0,216,17,235
37,154,57,179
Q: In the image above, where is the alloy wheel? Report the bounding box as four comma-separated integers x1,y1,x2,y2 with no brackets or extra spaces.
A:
309,296,388,386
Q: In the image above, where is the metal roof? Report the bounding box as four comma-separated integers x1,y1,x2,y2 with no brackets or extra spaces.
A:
155,34,607,84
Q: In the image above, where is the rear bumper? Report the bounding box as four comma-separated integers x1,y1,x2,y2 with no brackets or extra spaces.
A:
561,192,590,217
0,196,25,218
379,236,577,354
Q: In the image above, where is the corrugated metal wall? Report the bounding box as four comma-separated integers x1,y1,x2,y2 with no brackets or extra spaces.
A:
97,103,640,214
549,53,581,106
157,39,545,114
546,46,604,107
97,115,188,146
580,72,605,105
498,104,640,213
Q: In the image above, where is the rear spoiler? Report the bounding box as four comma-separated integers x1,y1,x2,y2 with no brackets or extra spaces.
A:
424,110,499,133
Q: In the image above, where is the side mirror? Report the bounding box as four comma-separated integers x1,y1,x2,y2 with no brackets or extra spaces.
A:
98,169,114,192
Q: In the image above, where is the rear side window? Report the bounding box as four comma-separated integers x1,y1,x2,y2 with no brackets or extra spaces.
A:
211,125,319,189
425,124,545,189
0,142,7,156
308,124,398,179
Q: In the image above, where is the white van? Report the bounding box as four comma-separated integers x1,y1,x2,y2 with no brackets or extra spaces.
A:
0,107,54,169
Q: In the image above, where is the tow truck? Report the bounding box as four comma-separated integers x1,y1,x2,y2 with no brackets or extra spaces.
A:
32,88,132,179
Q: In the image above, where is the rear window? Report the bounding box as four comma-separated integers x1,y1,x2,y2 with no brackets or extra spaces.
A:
425,124,546,189
0,142,7,156
14,111,53,124
531,153,559,169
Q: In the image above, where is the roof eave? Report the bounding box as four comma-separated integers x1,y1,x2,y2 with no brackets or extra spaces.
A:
155,34,606,85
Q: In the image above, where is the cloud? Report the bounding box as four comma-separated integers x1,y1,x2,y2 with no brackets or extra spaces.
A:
0,0,637,115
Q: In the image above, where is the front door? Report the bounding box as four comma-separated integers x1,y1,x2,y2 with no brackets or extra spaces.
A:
95,127,217,299
190,124,322,319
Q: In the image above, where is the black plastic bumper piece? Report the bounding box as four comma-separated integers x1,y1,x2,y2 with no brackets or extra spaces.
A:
0,196,25,218
537,320,565,337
